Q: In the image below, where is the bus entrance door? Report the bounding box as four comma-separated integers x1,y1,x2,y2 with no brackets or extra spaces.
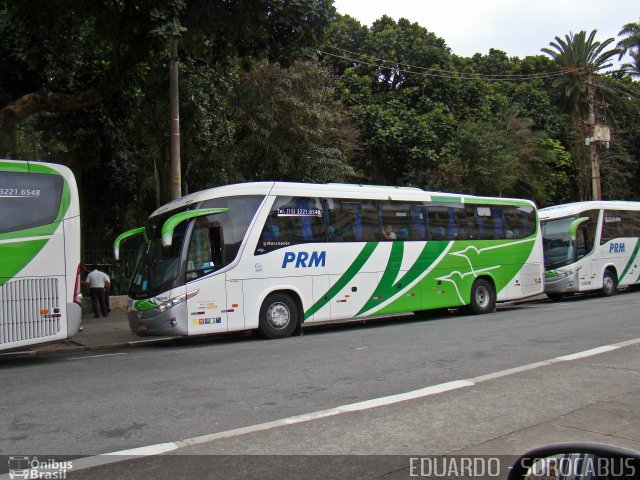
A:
575,224,596,290
186,273,227,335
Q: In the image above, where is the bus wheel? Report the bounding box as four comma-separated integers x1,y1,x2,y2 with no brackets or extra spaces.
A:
601,270,618,297
469,278,496,314
546,293,565,301
258,293,298,339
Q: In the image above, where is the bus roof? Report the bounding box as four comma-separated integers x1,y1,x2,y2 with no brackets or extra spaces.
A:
150,181,536,218
539,200,640,220
0,158,75,179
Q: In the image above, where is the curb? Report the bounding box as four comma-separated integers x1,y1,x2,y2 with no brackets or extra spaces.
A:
0,336,181,359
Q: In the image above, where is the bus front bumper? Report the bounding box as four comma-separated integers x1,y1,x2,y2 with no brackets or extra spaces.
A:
128,302,188,336
544,268,580,294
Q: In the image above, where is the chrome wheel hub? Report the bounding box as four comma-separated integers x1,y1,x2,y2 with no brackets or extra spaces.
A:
475,286,490,308
267,302,290,329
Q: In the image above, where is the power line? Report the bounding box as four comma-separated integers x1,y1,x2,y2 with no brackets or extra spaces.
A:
319,45,588,82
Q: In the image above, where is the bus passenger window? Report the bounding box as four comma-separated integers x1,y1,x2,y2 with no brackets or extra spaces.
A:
426,206,449,240
468,205,505,240
410,205,427,240
426,204,466,240
503,206,535,239
324,199,380,242
256,196,326,253
378,201,420,241
601,209,640,244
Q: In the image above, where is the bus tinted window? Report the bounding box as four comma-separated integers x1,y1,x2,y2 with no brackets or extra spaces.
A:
325,198,380,242
379,201,422,241
426,204,467,240
0,171,63,234
466,205,505,240
256,197,326,254
202,195,264,258
601,210,640,244
503,206,536,239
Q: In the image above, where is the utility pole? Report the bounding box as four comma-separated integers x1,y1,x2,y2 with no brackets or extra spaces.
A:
586,73,602,200
169,35,182,200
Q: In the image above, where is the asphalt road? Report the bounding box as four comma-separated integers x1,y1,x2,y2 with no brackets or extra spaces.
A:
1,290,640,463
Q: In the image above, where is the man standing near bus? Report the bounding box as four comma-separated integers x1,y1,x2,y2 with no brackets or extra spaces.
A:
84,265,110,318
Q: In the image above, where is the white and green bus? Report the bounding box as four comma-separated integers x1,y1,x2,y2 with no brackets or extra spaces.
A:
540,201,640,298
0,159,82,351
115,182,543,339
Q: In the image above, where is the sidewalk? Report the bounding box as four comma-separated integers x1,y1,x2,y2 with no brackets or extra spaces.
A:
30,308,178,355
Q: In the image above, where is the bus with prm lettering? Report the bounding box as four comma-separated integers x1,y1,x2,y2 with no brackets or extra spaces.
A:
540,201,640,299
114,182,543,339
0,159,82,352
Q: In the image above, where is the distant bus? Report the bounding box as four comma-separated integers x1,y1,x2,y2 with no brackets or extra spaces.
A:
114,182,543,339
539,201,640,298
0,159,82,351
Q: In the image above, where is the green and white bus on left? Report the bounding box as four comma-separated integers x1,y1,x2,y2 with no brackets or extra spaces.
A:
0,159,82,352
115,182,544,339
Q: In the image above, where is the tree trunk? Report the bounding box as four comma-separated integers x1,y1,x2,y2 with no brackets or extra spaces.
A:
0,88,106,155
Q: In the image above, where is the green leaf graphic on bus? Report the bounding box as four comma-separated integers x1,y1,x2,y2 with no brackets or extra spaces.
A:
0,239,50,287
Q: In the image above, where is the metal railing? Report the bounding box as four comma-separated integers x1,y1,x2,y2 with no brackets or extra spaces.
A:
83,249,141,296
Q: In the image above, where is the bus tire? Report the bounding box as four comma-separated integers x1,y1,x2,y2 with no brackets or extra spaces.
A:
469,278,496,314
546,293,565,301
601,269,618,297
258,292,299,339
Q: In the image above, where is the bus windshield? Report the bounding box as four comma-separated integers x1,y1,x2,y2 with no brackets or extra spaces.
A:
129,210,189,299
541,216,576,269
129,195,264,298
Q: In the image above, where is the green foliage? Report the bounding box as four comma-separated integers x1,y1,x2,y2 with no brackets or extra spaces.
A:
3,6,640,277
225,60,357,183
617,19,640,78
4,0,340,257
541,30,620,119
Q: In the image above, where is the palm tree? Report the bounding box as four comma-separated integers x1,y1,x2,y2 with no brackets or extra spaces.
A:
623,50,640,78
617,19,640,78
542,30,621,200
617,19,640,55
542,30,620,118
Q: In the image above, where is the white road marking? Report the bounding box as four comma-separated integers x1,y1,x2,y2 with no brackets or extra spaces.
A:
555,345,619,361
66,353,128,361
9,336,637,479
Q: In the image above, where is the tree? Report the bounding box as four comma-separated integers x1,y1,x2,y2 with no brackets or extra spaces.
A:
0,0,335,156
542,30,621,199
617,19,640,78
224,60,359,183
541,30,620,118
0,0,182,156
435,109,570,205
2,0,337,264
617,19,640,56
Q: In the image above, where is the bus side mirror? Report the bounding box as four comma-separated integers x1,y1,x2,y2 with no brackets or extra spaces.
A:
568,217,590,241
113,227,147,260
161,208,229,247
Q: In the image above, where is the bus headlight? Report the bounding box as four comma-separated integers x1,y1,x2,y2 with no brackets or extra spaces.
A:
556,267,580,279
155,290,199,313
